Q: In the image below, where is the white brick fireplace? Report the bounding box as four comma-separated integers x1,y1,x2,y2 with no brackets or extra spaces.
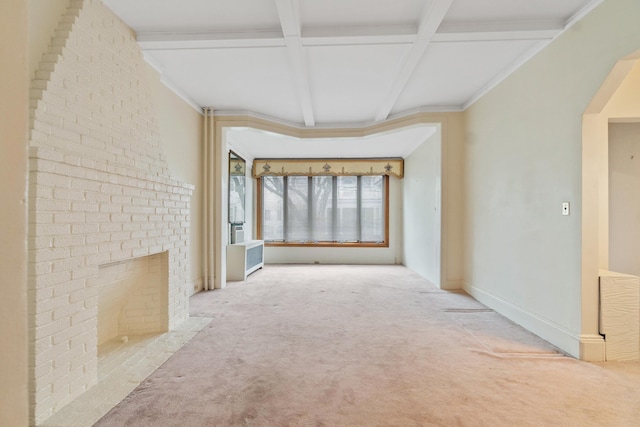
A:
28,0,193,423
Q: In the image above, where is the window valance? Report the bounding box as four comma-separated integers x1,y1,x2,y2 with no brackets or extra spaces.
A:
252,158,404,179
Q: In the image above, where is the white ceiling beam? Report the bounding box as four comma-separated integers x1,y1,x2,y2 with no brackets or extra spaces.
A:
302,24,416,46
374,0,454,123
303,34,415,47
275,0,315,127
431,29,559,43
437,19,564,34
137,31,285,50
137,28,559,50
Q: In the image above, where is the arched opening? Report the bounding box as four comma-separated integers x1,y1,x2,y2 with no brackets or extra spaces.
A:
207,113,454,291
581,50,640,361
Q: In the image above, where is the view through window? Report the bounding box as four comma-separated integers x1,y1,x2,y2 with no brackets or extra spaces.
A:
260,175,387,245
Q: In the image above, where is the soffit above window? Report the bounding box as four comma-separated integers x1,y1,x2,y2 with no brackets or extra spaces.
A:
253,158,403,179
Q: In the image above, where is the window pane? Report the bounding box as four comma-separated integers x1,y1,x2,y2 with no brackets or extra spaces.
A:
229,175,245,223
260,174,387,245
262,176,284,241
311,176,333,241
336,176,358,241
287,176,309,242
361,176,384,242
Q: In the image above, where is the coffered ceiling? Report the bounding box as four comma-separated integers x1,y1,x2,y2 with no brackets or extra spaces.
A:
100,0,602,159
102,0,602,128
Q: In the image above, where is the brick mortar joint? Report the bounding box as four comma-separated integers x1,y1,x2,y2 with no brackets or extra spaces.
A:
29,147,195,193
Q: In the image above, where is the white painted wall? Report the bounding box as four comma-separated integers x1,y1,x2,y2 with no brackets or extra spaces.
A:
264,176,403,264
463,0,640,358
403,128,441,285
0,0,29,425
609,123,640,276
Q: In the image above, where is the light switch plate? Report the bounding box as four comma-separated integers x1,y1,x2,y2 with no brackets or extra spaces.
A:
562,202,570,216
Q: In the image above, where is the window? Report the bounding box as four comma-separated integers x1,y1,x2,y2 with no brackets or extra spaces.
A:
259,175,388,246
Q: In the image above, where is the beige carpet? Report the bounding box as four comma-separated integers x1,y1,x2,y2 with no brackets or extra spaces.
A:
95,265,640,426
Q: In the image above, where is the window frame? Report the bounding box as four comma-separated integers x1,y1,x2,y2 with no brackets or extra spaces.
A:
257,175,389,248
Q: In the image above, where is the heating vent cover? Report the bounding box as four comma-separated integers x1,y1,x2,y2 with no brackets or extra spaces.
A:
247,245,263,270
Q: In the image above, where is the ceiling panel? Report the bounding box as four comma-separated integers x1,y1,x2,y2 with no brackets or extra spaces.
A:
102,0,281,33
392,39,540,113
306,44,412,124
441,0,593,27
147,48,303,123
300,0,426,28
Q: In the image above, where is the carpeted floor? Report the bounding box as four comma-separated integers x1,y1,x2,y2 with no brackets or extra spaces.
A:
94,265,640,426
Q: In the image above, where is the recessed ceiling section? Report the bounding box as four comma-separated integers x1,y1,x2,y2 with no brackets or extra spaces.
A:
392,39,542,113
306,44,411,124
146,48,304,123
226,125,438,161
300,0,426,28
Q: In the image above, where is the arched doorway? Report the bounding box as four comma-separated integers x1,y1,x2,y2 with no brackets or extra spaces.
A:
581,50,640,361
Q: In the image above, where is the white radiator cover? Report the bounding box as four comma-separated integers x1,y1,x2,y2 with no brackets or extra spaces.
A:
227,240,265,281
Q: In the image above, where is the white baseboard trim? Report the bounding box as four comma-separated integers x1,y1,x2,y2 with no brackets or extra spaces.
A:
464,283,583,359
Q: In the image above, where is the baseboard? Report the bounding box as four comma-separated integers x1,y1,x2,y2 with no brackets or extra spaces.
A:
464,283,583,359
579,334,606,361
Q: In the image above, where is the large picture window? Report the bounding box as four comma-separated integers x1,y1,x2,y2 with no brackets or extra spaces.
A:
259,175,388,247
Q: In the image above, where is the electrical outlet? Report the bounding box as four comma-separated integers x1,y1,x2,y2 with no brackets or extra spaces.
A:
562,202,570,216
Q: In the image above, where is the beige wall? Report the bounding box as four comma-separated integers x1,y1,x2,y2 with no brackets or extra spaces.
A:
441,113,465,289
148,68,204,294
463,0,640,358
0,0,29,425
603,61,640,118
28,0,70,78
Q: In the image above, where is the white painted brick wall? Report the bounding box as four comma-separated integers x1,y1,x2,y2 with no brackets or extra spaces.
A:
28,0,194,423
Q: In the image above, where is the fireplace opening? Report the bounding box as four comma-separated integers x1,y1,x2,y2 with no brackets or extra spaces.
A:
95,252,169,347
